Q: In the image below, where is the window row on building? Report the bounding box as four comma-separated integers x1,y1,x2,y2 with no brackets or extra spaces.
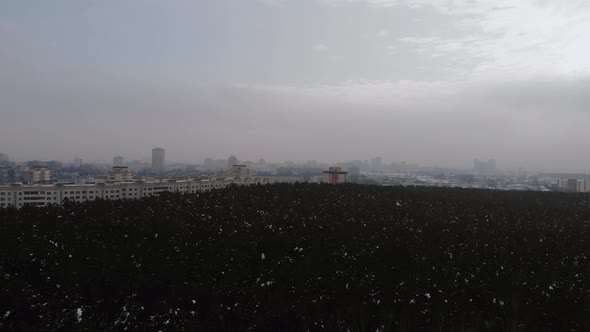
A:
0,177,271,209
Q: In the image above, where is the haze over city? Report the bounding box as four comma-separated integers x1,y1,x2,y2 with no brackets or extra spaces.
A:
2,0,590,171
4,2,590,330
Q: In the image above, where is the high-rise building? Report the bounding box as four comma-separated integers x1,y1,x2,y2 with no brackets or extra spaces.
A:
47,161,62,171
113,156,125,167
0,154,9,167
371,157,383,170
228,155,238,169
74,158,83,168
0,167,15,184
348,166,360,183
152,148,165,172
474,159,496,175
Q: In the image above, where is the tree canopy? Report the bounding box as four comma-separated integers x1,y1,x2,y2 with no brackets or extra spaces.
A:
1,183,589,331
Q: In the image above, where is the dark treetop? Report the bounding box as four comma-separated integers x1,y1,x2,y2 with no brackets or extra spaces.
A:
1,183,589,331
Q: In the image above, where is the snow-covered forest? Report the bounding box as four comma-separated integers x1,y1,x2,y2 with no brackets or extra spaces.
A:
1,183,589,331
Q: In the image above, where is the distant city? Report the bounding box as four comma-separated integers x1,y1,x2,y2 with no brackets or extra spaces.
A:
1,148,589,209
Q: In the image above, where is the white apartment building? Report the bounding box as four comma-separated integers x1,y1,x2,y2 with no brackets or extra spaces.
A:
0,176,272,209
106,166,135,182
27,167,54,183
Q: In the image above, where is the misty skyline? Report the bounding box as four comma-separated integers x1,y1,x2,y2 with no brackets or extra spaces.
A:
1,0,590,172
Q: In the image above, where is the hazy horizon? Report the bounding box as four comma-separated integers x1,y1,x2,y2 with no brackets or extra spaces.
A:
2,0,590,172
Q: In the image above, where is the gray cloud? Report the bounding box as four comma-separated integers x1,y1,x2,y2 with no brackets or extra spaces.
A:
0,0,589,172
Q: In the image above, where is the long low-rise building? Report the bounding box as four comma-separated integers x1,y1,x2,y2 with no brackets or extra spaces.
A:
0,176,272,209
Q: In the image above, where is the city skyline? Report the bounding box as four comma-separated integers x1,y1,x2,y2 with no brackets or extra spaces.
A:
1,149,589,174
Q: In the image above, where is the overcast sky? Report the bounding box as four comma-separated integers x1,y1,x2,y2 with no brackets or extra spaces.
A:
1,0,589,171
